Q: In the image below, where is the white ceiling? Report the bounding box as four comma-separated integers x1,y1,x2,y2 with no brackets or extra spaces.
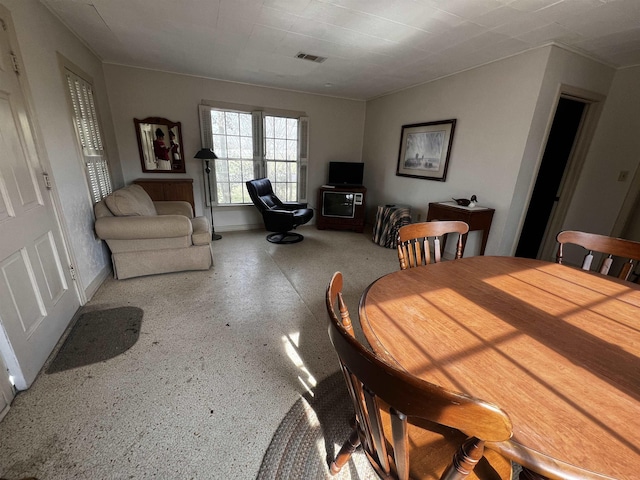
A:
41,0,640,100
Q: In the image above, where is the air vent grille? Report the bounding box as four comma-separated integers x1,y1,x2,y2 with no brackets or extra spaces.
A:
295,52,327,63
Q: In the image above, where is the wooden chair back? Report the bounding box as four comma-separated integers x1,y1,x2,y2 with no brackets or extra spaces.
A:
556,230,640,282
325,272,513,480
397,221,470,270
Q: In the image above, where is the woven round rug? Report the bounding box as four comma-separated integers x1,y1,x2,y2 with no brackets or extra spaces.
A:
256,371,378,480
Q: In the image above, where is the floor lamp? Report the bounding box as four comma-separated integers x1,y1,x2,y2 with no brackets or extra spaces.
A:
195,148,222,241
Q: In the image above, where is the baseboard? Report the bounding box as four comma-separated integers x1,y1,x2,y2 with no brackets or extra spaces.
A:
217,218,318,233
216,223,265,232
84,266,111,303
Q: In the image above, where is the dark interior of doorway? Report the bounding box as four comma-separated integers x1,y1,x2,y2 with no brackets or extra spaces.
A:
516,97,586,259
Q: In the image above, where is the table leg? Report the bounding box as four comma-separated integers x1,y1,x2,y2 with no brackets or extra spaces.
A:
479,229,489,256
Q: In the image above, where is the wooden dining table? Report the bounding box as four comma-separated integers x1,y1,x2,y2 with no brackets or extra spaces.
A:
358,256,640,480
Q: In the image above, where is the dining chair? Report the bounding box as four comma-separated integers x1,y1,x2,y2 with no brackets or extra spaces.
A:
397,221,470,270
556,230,640,282
325,271,514,480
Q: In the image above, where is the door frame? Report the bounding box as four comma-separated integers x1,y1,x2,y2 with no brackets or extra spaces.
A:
611,164,640,238
535,85,606,262
0,5,83,395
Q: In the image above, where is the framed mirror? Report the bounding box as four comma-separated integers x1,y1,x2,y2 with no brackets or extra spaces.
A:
134,117,185,173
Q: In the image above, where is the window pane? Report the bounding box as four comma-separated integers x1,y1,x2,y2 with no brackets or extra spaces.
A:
213,135,227,157
266,161,276,182
274,181,286,198
215,159,229,182
240,137,253,158
228,159,243,182
276,161,287,182
230,183,245,203
212,111,225,134
274,117,287,139
288,161,298,182
287,118,298,140
240,160,253,182
287,140,297,160
264,116,274,138
274,139,287,160
227,136,240,158
225,112,239,135
265,138,275,159
240,114,252,136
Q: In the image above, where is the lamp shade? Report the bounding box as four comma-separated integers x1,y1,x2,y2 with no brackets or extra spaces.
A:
194,148,218,160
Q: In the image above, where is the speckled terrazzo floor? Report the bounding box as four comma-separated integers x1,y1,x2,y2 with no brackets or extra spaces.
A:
0,226,399,480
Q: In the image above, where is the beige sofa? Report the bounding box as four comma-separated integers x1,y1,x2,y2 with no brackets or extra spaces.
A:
95,184,212,279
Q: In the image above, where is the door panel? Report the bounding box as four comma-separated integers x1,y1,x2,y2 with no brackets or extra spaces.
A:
0,250,46,336
35,232,68,304
0,8,79,391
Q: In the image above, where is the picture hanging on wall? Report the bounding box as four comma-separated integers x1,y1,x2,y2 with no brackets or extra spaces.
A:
396,119,456,181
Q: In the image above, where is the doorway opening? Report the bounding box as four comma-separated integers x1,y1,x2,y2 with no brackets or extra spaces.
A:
516,96,588,259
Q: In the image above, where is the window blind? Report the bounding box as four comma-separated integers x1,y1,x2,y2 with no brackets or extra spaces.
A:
65,69,112,204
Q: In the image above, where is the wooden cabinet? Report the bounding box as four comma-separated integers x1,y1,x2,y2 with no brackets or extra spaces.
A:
133,178,195,214
316,186,366,232
426,201,495,255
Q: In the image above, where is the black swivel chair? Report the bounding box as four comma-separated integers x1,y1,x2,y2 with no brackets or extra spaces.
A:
245,178,314,244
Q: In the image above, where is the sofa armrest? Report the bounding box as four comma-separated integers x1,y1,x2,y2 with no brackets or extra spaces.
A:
95,215,193,240
154,201,194,218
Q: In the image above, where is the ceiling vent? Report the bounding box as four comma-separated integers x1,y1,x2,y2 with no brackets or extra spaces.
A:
295,52,327,63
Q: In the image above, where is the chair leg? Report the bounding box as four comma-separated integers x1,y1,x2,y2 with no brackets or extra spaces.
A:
441,437,485,480
330,428,361,475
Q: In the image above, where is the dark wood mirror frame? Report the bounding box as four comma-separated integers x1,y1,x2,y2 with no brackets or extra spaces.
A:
134,117,185,173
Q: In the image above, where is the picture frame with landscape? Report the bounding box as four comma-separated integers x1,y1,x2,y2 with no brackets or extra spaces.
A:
396,119,456,181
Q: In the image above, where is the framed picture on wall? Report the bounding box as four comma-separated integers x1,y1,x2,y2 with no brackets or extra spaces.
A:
396,119,456,181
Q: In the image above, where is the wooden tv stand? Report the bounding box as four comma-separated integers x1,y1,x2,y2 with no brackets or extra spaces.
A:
316,185,366,232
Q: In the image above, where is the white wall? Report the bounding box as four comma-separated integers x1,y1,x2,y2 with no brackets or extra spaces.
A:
502,46,616,256
103,65,366,230
3,0,121,296
363,48,551,256
363,46,623,257
564,65,640,237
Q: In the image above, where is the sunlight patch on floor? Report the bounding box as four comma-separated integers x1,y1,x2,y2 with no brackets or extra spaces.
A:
283,332,318,396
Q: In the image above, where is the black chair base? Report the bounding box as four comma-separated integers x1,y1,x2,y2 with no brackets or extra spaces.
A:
267,232,304,244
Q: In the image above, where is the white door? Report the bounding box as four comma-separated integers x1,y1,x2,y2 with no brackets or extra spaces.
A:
0,8,79,391
0,353,13,420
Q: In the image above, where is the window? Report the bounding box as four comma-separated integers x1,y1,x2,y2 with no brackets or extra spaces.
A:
64,69,112,203
264,115,299,201
199,105,308,205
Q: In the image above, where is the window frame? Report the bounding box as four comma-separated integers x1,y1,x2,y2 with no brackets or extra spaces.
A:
198,103,308,206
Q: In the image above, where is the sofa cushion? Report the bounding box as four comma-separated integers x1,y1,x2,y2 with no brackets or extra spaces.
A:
105,184,157,217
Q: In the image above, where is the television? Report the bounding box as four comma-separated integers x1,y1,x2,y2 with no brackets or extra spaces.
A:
328,162,364,186
322,191,364,218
